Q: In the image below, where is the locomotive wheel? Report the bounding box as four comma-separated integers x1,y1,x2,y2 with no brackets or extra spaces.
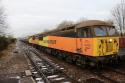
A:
95,61,103,71
108,55,119,67
76,58,81,66
111,56,119,67
51,49,57,56
57,52,63,59
61,53,67,60
76,56,86,68
81,57,86,68
66,55,73,63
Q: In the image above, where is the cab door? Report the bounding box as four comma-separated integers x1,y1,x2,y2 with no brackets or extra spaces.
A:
76,28,93,55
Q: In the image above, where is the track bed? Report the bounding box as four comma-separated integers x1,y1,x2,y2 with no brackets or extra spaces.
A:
22,41,125,83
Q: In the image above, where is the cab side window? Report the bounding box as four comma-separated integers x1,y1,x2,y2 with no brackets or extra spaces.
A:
78,28,92,38
32,36,35,40
38,35,43,40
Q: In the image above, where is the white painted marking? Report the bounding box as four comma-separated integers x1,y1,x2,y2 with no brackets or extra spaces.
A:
42,66,46,67
32,71,38,74
60,68,64,70
47,75,58,79
36,78,42,81
42,68,47,70
61,82,71,83
53,77,65,81
37,81,44,83
56,66,60,67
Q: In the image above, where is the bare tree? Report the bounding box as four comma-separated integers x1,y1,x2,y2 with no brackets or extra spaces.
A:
43,29,50,32
0,0,8,36
56,21,74,29
105,19,114,25
111,0,125,36
76,17,87,24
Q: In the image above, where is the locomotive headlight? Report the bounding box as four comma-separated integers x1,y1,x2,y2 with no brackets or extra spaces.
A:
109,39,113,42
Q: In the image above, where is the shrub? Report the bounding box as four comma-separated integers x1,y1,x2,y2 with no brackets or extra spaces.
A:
0,36,16,51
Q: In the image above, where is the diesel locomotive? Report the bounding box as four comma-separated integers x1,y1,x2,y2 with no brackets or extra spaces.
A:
28,20,119,67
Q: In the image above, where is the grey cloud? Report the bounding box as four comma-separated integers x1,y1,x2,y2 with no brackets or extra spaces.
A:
2,0,120,37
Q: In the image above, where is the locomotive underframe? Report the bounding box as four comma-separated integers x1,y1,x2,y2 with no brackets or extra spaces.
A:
31,43,119,68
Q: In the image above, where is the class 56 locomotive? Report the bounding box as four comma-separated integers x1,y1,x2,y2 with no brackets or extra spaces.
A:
28,20,119,65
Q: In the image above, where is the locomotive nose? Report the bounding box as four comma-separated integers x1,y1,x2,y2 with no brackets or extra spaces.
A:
96,38,118,56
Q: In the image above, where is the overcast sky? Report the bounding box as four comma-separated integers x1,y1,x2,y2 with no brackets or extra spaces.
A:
2,0,120,37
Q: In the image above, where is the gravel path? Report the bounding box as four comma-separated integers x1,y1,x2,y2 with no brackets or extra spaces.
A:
0,43,29,80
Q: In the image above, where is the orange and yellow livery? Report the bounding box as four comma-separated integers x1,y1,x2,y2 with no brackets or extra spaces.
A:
28,20,119,65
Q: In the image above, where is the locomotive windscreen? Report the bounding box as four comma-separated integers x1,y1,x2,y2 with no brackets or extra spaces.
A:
94,27,107,36
107,27,117,36
94,26,117,37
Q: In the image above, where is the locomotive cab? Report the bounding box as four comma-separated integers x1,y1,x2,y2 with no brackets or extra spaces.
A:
93,26,119,56
76,20,119,64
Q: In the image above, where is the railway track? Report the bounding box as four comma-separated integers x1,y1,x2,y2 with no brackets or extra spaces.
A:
21,43,78,83
21,42,125,83
31,45,125,83
103,66,125,82
90,65,125,83
106,66,125,76
91,71,119,83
